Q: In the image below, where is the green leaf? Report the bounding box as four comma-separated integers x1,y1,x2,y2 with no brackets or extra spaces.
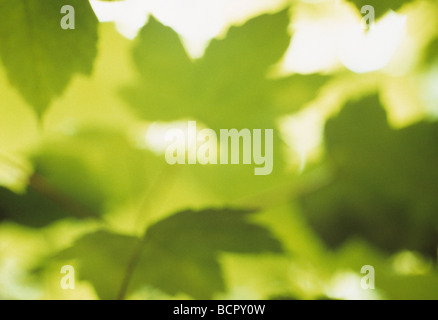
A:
424,37,438,65
0,0,98,115
334,240,438,300
54,209,283,299
32,128,162,215
271,74,330,114
121,11,330,204
123,10,328,130
0,183,97,228
1,128,162,227
299,95,438,256
349,0,413,19
180,133,289,203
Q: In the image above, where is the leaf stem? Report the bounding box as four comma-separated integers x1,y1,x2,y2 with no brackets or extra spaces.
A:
0,151,99,219
116,166,174,300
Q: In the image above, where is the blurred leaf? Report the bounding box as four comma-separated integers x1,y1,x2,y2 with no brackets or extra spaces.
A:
300,95,438,256
44,22,137,130
123,11,328,130
0,184,97,227
0,0,98,115
0,128,162,227
55,209,283,299
272,74,330,114
424,37,438,65
179,134,289,204
349,0,413,18
32,129,162,215
334,240,438,300
123,11,330,204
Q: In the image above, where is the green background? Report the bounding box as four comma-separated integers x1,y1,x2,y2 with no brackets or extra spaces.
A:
0,0,437,300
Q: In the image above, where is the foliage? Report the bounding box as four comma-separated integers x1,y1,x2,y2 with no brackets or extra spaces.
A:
348,0,414,18
300,95,438,256
52,209,283,300
0,0,97,114
0,0,437,300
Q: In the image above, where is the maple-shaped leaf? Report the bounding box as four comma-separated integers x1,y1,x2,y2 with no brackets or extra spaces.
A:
53,209,283,299
300,95,438,257
123,10,329,130
120,10,330,204
0,0,98,115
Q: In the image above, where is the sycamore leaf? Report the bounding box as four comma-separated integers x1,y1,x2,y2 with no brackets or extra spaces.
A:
0,0,98,115
299,95,438,257
121,10,330,204
54,209,283,299
123,10,329,130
